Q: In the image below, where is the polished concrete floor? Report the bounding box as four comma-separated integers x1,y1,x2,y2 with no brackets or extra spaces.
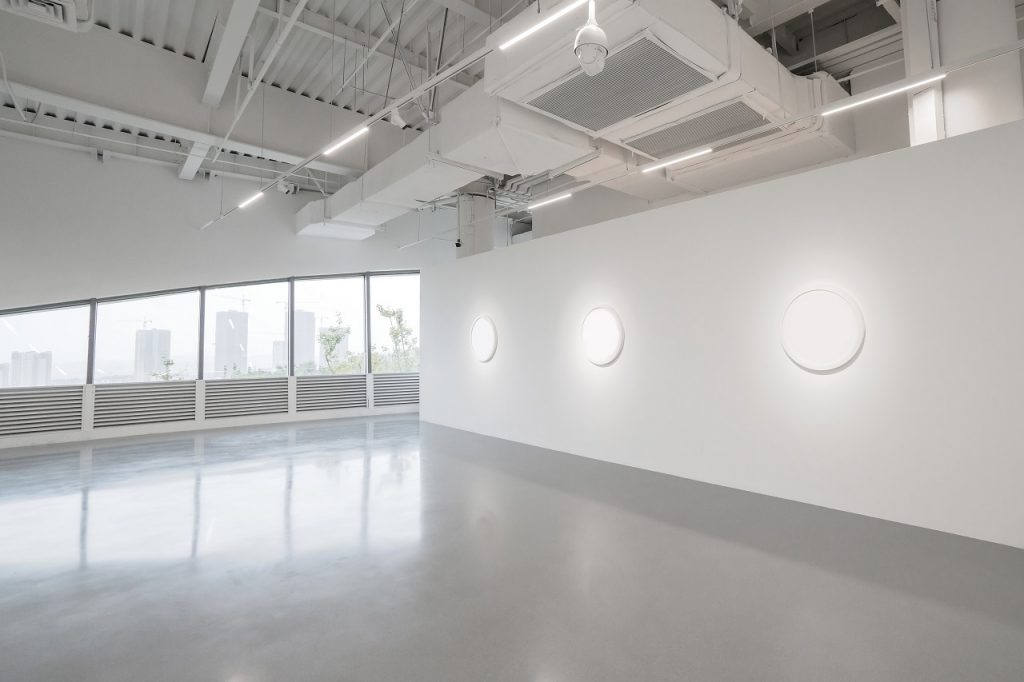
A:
1,418,1023,681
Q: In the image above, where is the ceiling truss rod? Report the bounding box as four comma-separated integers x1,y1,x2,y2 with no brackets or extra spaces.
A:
210,0,311,166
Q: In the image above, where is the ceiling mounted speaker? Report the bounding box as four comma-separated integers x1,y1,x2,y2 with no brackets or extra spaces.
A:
581,307,623,366
782,289,865,373
471,316,498,363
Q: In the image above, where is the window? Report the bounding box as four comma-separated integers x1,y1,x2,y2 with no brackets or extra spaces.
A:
204,282,289,379
0,305,90,388
94,291,200,383
293,277,366,375
369,274,420,374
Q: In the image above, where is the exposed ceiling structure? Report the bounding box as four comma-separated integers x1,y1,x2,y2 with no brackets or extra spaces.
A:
0,0,506,192
1,0,1023,236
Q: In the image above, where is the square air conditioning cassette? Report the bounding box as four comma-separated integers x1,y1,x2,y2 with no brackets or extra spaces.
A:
1,0,90,31
486,0,733,141
485,0,842,161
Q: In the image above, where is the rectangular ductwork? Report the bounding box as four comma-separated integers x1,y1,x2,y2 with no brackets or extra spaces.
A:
486,0,854,177
1,0,92,31
296,83,595,238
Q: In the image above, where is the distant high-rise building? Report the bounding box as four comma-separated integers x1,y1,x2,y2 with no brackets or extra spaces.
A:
294,310,315,370
134,328,171,380
10,350,52,387
214,311,248,378
0,362,9,388
272,340,288,370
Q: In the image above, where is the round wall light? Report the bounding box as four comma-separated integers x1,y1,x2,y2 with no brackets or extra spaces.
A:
581,307,624,366
782,289,865,373
471,316,498,363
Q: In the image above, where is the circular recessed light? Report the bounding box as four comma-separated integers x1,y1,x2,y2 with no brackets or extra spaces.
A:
470,316,497,363
782,289,865,373
581,307,624,366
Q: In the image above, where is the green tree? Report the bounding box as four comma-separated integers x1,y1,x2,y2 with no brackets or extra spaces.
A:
152,357,178,382
374,304,418,373
318,313,352,374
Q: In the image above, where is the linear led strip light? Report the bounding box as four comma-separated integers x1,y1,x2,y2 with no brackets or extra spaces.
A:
324,126,369,155
499,0,588,50
528,192,573,210
641,147,713,174
237,191,264,209
823,74,947,116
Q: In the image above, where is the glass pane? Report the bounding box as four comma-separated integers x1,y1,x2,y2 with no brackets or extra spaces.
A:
94,291,200,383
0,306,89,387
293,277,366,375
204,282,288,379
369,274,420,374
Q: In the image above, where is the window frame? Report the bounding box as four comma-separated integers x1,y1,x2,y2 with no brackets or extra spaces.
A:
0,271,420,387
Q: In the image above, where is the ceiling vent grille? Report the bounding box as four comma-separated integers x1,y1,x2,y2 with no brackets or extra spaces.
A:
94,382,197,428
204,378,289,419
372,374,419,407
527,38,712,133
0,386,83,437
296,375,368,412
626,101,769,158
1,0,83,29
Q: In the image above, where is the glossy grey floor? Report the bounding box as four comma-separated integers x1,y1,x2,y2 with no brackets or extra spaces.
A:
2,418,1024,681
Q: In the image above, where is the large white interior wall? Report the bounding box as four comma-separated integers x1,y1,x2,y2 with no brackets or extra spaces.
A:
0,136,451,309
422,118,1024,549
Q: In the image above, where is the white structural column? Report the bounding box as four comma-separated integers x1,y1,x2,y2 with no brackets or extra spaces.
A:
203,0,262,107
937,0,1024,138
900,0,945,145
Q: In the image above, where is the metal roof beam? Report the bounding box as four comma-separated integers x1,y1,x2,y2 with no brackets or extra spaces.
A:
257,0,476,89
203,0,262,106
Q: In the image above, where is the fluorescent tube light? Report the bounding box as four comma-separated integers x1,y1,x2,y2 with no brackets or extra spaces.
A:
499,0,588,50
641,147,713,173
237,191,264,209
822,74,946,116
528,192,573,210
324,126,369,155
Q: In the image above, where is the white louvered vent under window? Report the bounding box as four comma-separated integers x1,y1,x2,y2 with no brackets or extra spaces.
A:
626,101,769,158
94,382,197,428
0,386,84,437
527,37,712,133
372,374,419,407
205,377,289,419
296,375,368,412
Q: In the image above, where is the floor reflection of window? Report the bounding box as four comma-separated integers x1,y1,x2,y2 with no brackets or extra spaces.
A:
89,478,193,563
197,466,286,561
290,453,367,556
366,448,422,551
0,494,80,572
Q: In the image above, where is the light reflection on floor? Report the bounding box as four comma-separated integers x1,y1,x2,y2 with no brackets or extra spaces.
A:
1,417,1023,681
0,419,422,572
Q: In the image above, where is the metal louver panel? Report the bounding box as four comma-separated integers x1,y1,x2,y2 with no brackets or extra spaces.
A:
0,386,83,436
626,101,768,158
372,374,419,407
94,382,197,428
296,375,368,412
528,38,712,132
204,377,289,419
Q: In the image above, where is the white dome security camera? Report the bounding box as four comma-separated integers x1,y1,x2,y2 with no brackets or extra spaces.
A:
574,0,607,76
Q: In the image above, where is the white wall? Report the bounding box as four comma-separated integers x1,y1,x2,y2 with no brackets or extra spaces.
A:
0,136,451,309
531,186,653,238
421,118,1024,549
